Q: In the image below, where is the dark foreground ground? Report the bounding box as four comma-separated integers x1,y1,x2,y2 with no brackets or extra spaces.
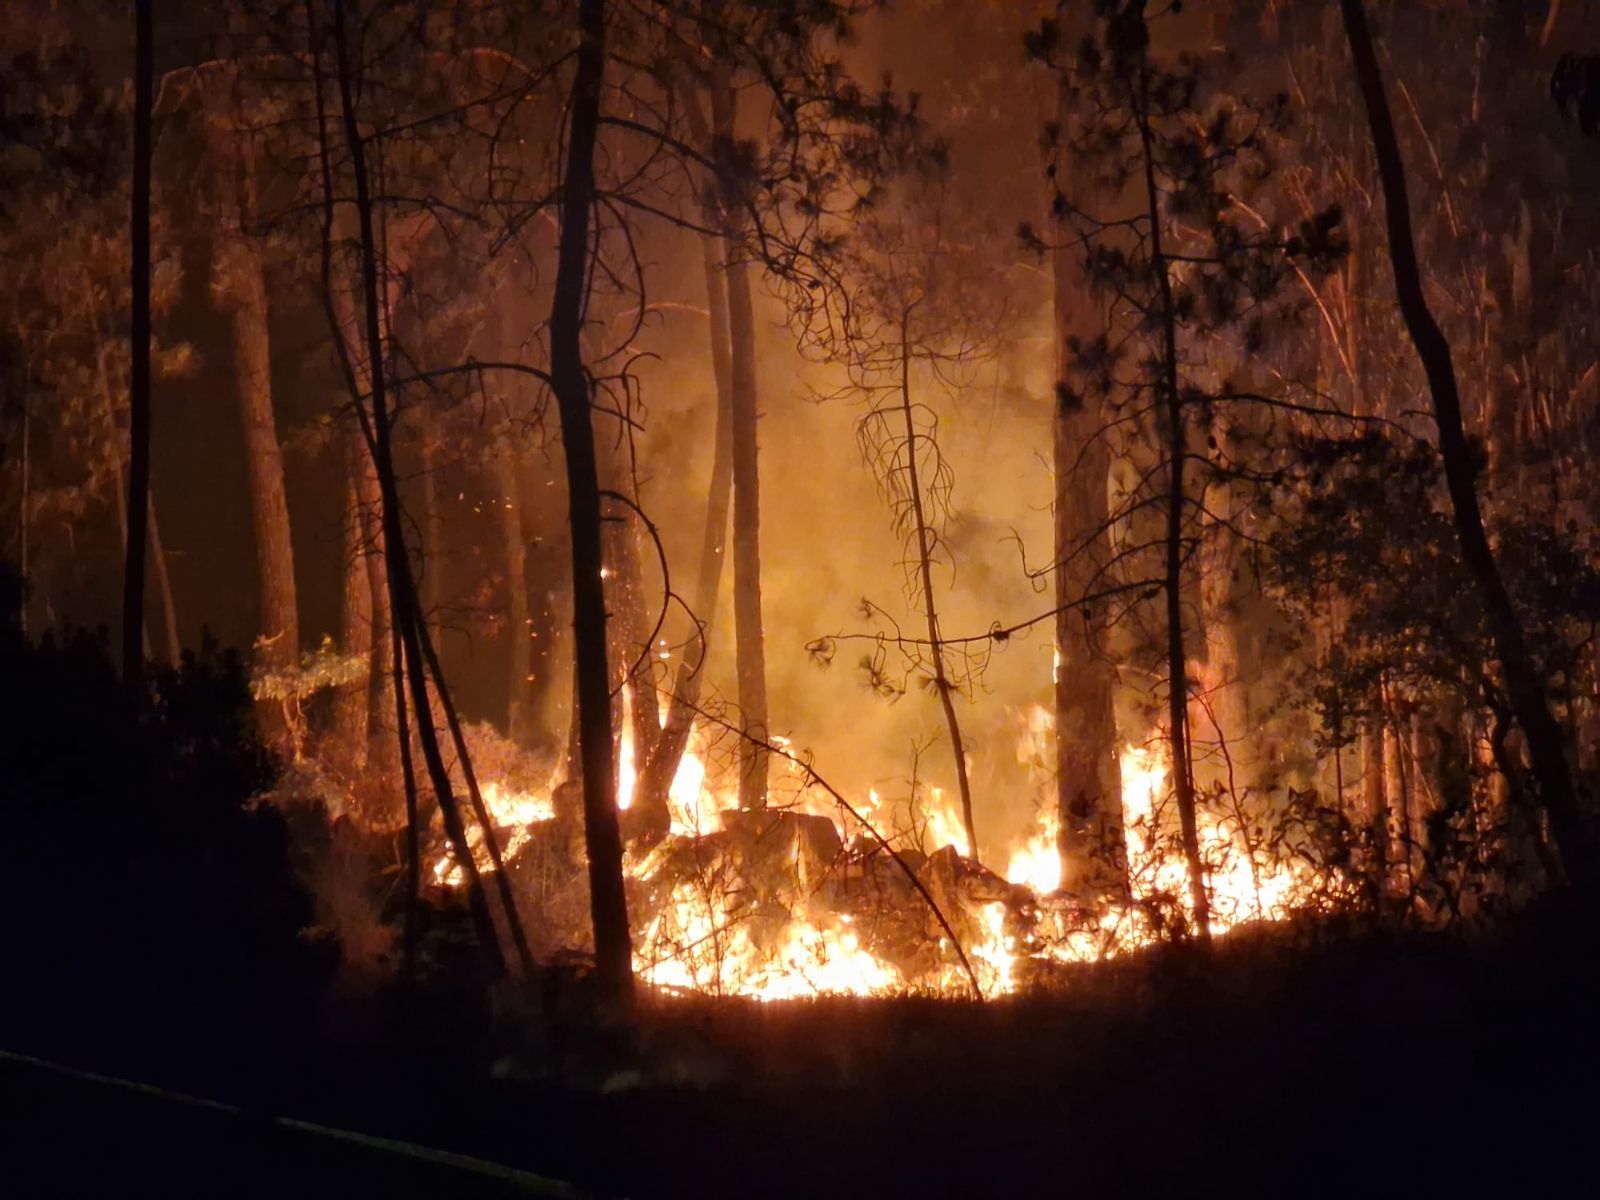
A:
5,900,1599,1199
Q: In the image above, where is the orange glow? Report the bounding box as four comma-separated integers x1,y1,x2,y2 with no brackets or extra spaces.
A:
429,702,1337,996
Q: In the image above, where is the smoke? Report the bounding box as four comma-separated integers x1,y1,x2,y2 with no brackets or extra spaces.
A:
626,271,1058,861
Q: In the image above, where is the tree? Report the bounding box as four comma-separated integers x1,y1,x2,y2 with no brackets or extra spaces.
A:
548,0,635,1016
1341,0,1596,891
1034,0,1343,935
304,0,538,981
809,189,1002,863
1043,15,1126,902
123,0,153,685
166,63,303,742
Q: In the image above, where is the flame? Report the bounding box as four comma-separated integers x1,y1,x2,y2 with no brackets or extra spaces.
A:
632,873,902,1000
921,784,970,857
430,780,554,887
1005,807,1061,895
617,689,637,812
424,697,1337,996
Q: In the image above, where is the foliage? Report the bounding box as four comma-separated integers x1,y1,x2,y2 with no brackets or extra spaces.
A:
0,594,323,1045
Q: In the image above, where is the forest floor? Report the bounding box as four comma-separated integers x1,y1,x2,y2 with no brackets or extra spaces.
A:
5,900,1599,1198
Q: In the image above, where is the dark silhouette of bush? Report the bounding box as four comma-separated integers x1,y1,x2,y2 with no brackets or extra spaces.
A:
0,572,326,1068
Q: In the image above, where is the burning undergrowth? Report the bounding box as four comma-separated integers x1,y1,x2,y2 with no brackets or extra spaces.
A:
269,700,1363,1000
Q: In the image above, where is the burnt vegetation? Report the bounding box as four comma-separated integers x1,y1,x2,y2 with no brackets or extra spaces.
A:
4,1,1600,1194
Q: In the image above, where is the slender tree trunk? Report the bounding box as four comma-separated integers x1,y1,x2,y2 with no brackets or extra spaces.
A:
611,515,660,769
1198,418,1250,792
726,251,769,810
148,490,180,663
631,231,735,840
334,470,372,775
318,0,505,976
411,590,536,974
707,78,770,812
550,0,634,1014
123,0,153,686
1050,70,1126,903
1384,705,1414,902
495,437,532,745
1409,714,1439,897
17,399,29,637
1341,0,1594,890
110,457,151,660
329,300,396,783
897,317,977,861
417,412,444,629
1361,717,1388,909
1136,66,1210,937
387,574,420,984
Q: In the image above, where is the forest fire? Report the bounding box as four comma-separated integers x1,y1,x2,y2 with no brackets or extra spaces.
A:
424,710,1342,1000
7,0,1600,1193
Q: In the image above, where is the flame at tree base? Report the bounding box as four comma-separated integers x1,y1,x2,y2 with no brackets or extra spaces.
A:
425,711,1348,1001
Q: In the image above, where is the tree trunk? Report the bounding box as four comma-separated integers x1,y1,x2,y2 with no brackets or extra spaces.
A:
495,437,533,745
1341,0,1594,890
1197,418,1250,794
331,287,398,791
1383,705,1414,902
417,413,445,629
1360,717,1388,909
227,231,300,740
148,492,180,664
1050,70,1126,903
708,79,771,812
333,470,372,776
123,0,153,686
319,0,506,977
1136,64,1210,937
549,0,634,1015
612,515,660,770
897,319,978,861
110,457,151,661
631,231,735,841
726,252,769,810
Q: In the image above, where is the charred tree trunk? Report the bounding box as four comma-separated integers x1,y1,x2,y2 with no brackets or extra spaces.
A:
1135,65,1210,937
550,0,634,1014
1342,0,1594,890
631,230,735,841
1050,72,1126,903
123,0,153,686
